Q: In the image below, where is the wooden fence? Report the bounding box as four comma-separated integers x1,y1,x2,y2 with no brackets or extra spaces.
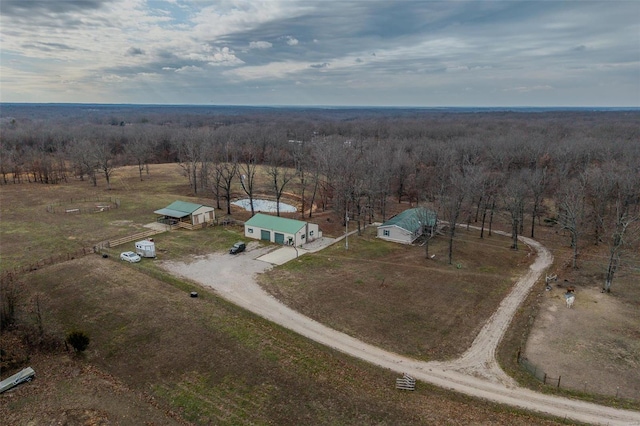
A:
1,246,98,279
107,229,166,248
1,218,208,286
517,350,632,399
174,221,214,231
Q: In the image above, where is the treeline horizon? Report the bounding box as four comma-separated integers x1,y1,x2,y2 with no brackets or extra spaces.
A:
1,106,638,291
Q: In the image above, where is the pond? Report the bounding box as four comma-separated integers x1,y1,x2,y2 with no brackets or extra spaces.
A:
232,198,297,213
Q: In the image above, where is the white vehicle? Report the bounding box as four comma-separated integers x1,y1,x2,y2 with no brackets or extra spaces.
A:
120,251,141,263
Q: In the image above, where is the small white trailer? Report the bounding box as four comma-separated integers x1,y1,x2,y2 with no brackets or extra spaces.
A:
0,367,35,393
135,239,156,258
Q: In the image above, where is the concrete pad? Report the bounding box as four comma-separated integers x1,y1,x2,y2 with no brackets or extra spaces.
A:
257,246,308,265
143,222,170,232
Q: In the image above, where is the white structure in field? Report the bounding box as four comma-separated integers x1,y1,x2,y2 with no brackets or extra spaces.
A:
135,239,156,258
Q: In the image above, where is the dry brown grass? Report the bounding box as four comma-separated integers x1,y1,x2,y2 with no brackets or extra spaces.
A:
259,225,532,360
0,163,619,423
1,256,565,425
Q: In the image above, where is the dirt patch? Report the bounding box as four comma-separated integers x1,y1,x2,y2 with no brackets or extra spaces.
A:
525,285,640,400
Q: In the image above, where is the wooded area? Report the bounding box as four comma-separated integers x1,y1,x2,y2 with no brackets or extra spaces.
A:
1,105,638,291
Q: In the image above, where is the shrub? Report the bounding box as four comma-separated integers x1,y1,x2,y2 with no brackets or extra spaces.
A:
66,330,90,353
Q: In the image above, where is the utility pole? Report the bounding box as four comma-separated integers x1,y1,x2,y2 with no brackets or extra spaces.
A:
345,210,349,250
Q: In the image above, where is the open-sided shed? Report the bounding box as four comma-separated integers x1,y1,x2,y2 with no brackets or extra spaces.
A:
244,213,321,247
154,200,215,227
377,207,437,244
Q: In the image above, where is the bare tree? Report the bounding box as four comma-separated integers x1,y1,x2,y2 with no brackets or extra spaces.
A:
238,146,259,217
603,167,640,292
176,128,206,194
583,163,616,245
439,164,470,265
0,140,12,184
216,140,239,215
502,172,528,250
522,165,549,239
291,140,307,218
477,171,502,239
66,138,96,185
415,205,438,259
266,147,296,216
91,137,117,190
557,177,587,269
126,125,155,181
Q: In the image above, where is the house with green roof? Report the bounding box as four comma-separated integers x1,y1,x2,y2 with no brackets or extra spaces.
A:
244,213,321,246
154,200,215,227
377,207,437,244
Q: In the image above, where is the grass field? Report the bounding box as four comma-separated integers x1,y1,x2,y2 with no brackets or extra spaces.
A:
259,225,530,360
0,163,634,423
1,255,566,425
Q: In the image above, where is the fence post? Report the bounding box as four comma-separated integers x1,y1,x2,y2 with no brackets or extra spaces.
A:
543,373,547,384
557,376,561,388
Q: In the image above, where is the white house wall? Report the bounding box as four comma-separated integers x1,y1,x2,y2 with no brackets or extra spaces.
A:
244,225,262,241
244,222,321,246
377,225,415,244
244,225,297,244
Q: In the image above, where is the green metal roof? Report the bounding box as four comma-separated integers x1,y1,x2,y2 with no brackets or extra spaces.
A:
154,200,207,218
380,207,437,232
245,213,307,234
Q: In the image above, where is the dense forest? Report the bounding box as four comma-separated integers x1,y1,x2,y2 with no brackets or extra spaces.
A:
1,104,639,292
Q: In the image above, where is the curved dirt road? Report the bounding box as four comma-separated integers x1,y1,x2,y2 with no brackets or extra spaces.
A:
162,236,640,425
429,232,550,387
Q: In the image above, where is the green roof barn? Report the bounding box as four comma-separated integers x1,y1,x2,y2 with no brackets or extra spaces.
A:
154,200,215,228
244,213,321,247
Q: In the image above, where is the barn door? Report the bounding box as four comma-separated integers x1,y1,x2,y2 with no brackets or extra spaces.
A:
260,229,271,241
274,233,285,244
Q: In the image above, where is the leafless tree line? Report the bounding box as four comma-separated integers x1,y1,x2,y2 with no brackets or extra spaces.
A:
1,109,638,291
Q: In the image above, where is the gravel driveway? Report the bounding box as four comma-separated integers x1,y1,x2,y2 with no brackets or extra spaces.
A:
161,235,640,426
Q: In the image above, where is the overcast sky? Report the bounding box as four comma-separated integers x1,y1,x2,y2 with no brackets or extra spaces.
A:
1,0,638,106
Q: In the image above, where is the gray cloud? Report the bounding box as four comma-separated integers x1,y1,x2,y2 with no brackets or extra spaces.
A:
126,47,145,56
0,1,638,106
0,0,104,16
22,41,76,52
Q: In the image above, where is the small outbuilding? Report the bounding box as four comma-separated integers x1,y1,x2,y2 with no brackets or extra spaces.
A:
244,213,321,247
154,200,215,228
377,207,437,244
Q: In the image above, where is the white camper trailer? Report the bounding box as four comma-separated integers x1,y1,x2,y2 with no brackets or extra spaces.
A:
135,239,156,258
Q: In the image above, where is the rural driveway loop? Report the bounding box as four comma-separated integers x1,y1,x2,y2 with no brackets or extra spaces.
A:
162,236,640,426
